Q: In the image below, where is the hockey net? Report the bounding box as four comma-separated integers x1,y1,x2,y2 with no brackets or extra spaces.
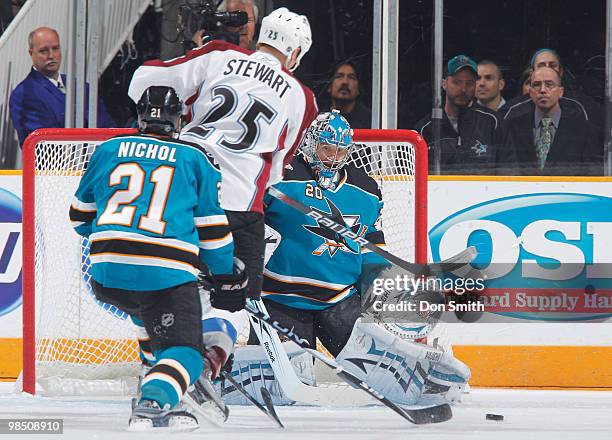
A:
20,128,428,396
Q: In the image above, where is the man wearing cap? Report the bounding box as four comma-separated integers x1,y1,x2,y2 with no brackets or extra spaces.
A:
416,54,511,174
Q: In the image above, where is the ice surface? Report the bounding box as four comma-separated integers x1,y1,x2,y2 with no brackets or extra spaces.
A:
1,382,611,439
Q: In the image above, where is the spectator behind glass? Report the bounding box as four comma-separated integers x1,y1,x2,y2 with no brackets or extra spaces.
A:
416,55,512,174
9,27,115,146
504,48,602,141
502,67,601,176
192,0,258,49
324,61,372,128
518,67,532,97
476,59,506,112
502,67,532,117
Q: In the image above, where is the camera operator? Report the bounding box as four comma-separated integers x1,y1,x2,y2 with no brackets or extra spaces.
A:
179,0,257,51
216,0,257,49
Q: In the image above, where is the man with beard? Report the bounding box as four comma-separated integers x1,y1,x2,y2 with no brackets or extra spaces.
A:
324,61,372,128
416,55,512,174
10,27,115,146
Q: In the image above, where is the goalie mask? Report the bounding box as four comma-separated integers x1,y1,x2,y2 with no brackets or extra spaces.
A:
137,86,182,136
302,110,354,190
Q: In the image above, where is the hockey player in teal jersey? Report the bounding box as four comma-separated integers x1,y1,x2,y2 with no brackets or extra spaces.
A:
232,111,470,410
257,110,387,355
69,86,247,431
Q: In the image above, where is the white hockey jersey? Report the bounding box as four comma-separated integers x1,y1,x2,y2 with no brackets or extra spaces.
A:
128,40,318,213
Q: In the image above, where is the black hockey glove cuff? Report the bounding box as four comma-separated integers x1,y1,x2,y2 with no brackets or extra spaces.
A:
199,258,248,312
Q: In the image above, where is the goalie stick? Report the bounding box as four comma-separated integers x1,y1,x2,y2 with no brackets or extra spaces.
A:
245,299,452,425
267,186,477,276
220,370,284,428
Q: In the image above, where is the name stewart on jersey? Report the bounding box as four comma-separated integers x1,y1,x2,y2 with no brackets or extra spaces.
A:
223,58,292,98
118,140,177,163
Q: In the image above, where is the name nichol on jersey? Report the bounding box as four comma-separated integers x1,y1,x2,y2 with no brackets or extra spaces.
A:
223,58,292,98
118,140,177,163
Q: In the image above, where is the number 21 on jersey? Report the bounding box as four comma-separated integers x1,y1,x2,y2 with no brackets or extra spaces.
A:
97,162,174,235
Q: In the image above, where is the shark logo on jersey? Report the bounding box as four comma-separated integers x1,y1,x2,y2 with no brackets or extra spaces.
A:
303,197,366,257
471,140,488,156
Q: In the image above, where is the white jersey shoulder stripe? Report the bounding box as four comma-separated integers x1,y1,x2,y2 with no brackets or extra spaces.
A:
263,268,348,291
195,215,229,227
199,232,233,250
71,197,96,212
262,288,354,304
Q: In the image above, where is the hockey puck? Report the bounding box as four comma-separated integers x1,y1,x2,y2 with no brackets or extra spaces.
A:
486,413,504,421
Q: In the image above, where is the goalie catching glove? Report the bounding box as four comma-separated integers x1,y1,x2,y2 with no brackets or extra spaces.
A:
199,258,248,312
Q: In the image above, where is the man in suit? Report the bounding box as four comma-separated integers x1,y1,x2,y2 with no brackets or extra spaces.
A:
10,27,115,146
502,67,601,175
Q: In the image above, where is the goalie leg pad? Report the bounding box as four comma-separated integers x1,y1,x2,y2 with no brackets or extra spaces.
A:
217,341,315,406
424,350,471,404
336,318,447,406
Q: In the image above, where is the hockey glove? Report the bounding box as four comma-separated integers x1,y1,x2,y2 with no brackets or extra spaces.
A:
199,257,248,312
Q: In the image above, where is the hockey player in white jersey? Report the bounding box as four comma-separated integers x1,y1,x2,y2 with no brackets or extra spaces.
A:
226,111,471,409
128,8,318,323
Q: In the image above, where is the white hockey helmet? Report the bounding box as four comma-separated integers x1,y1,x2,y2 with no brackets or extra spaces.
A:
257,7,312,72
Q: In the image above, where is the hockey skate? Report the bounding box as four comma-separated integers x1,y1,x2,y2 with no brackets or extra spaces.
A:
183,356,230,426
128,399,199,432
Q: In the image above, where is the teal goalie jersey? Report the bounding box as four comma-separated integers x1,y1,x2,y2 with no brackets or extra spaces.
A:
263,155,387,310
69,134,234,291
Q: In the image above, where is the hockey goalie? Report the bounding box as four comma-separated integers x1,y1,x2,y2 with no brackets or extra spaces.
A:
221,110,471,413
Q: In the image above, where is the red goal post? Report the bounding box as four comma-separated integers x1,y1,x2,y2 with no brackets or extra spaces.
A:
21,127,428,395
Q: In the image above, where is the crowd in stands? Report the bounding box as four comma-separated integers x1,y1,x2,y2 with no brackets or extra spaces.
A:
7,1,605,177
416,51,603,176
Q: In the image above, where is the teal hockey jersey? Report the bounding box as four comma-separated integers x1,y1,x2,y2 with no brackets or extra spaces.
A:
69,134,234,291
263,155,387,310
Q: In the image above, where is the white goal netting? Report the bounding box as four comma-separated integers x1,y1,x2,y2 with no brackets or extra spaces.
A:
21,129,427,396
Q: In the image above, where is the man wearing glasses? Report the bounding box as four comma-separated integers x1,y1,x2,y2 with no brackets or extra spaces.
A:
501,67,600,175
503,48,602,142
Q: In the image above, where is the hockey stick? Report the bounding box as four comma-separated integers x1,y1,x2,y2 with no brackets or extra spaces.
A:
220,370,284,428
247,298,375,407
267,186,477,276
245,299,452,425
